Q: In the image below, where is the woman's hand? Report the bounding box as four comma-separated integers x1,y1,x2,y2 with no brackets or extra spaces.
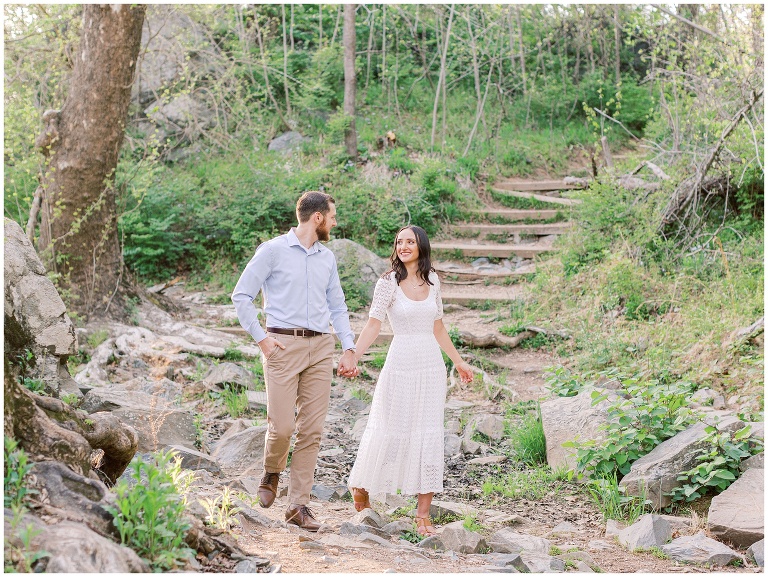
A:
456,361,474,384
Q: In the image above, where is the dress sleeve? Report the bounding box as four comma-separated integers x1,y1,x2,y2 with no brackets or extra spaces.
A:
431,271,444,320
369,274,397,321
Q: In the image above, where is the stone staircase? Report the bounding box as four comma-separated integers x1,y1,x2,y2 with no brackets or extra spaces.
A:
435,177,583,305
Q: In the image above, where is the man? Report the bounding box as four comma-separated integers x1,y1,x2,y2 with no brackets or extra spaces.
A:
232,191,359,531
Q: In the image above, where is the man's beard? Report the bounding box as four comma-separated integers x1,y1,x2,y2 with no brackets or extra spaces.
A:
316,219,331,242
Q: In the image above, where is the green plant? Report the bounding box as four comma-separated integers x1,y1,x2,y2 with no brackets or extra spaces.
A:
4,438,35,510
199,487,243,530
106,451,195,570
550,545,563,556
366,350,388,370
462,514,483,533
506,407,547,465
193,413,205,450
401,527,425,543
482,466,566,500
87,329,109,348
544,366,583,397
222,344,245,361
567,379,698,478
60,393,80,407
669,424,761,503
586,472,649,524
221,384,249,418
21,377,45,394
4,504,47,573
350,387,372,403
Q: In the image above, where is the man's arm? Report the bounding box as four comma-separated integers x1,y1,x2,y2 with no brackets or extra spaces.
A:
326,259,355,351
231,243,272,344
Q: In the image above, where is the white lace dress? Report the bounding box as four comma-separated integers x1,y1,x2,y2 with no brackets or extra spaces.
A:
347,271,447,496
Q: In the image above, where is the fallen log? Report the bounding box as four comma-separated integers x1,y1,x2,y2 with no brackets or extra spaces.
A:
458,330,535,348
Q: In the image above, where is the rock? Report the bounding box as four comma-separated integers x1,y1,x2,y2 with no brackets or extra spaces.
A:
472,258,491,267
617,514,671,551
235,557,271,572
318,447,344,458
444,433,462,457
519,553,566,572
658,515,693,535
467,455,507,466
430,500,481,519
740,452,764,472
339,397,369,413
587,539,614,551
21,519,149,572
358,533,393,547
311,484,337,502
233,501,274,528
540,387,616,471
319,534,373,549
145,93,214,132
620,417,746,508
339,522,390,540
489,528,551,555
268,131,309,153
326,239,389,301
203,362,256,388
446,418,461,435
168,445,220,473
473,414,506,441
247,391,268,411
712,395,726,410
351,416,368,441
417,536,446,551
210,425,268,476
381,520,413,537
351,508,387,529
485,552,528,571
691,388,718,405
605,519,625,537
475,566,519,573
440,521,488,554
661,533,740,566
748,539,764,567
557,550,598,569
707,467,764,547
461,436,483,455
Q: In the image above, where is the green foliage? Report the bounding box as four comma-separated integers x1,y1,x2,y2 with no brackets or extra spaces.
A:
4,504,48,573
545,366,583,397
210,384,250,419
20,378,45,394
670,424,763,503
222,344,245,362
199,487,243,530
326,111,353,144
106,451,195,571
60,393,81,407
567,379,697,478
586,472,649,524
482,466,567,500
506,407,547,466
462,514,483,533
4,438,35,510
386,148,417,174
365,349,388,370
87,329,110,349
350,387,372,403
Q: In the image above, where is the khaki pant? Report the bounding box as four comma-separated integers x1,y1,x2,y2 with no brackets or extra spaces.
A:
262,331,335,505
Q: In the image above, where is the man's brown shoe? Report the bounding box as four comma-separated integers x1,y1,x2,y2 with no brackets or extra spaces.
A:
285,504,322,531
258,472,280,508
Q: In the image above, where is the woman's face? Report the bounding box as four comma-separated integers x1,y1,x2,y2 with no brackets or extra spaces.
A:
396,228,419,264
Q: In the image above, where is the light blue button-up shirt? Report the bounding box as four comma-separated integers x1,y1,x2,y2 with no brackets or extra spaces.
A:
231,229,356,351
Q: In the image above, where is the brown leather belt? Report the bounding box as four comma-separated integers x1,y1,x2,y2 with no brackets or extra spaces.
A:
267,327,327,338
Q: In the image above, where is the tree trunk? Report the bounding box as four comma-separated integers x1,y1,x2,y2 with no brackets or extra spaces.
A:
343,4,358,159
431,4,455,150
37,5,145,320
290,4,295,50
365,8,375,92
515,6,527,96
614,5,621,84
382,4,388,111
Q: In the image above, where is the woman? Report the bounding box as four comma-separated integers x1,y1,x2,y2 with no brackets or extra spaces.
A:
347,225,474,537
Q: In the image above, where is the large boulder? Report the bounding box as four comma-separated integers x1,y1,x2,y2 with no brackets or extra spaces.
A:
211,425,268,476
661,533,740,566
617,514,671,551
707,467,764,547
440,520,488,554
268,131,309,153
620,417,746,508
540,387,616,471
326,239,389,302
488,528,551,555
4,218,77,393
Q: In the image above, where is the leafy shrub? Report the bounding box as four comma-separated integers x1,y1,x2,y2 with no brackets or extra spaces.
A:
107,451,195,570
199,487,242,530
587,472,649,523
501,148,532,175
457,155,480,180
4,438,35,509
670,424,763,503
386,148,417,174
507,407,547,465
567,378,698,478
545,366,583,397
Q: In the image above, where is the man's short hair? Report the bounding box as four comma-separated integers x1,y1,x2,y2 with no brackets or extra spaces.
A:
296,191,335,223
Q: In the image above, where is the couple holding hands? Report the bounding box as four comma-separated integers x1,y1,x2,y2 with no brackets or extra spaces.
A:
232,191,474,536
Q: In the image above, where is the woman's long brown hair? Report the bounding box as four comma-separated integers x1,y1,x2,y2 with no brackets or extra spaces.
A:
385,225,435,286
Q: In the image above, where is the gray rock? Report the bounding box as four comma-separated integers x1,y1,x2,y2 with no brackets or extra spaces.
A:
620,417,746,508
339,522,390,540
473,414,506,441
351,508,387,529
168,445,221,474
339,397,369,413
352,416,369,441
247,390,268,411
358,532,393,547
203,362,256,388
587,539,614,551
573,561,594,572
740,452,764,472
474,566,519,573
311,484,337,501
468,455,507,466
145,93,214,131
430,500,482,519
519,553,566,572
605,519,625,537
268,131,309,153
658,514,693,535
489,528,551,555
211,425,268,476
691,388,718,405
326,239,389,301
440,520,488,554
381,520,413,537
21,519,149,572
471,258,491,267
461,436,483,455
617,514,671,551
446,418,461,435
417,536,445,551
234,501,274,528
235,557,271,572
661,532,740,566
748,538,764,567
707,467,764,547
444,433,462,457
484,552,528,571
540,387,616,471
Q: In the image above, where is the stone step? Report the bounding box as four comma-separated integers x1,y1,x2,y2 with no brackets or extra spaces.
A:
431,241,553,258
495,179,583,191
468,208,566,221
453,222,572,237
435,263,536,279
491,187,582,206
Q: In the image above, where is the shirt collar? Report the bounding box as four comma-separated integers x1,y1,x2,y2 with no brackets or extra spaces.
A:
287,228,324,254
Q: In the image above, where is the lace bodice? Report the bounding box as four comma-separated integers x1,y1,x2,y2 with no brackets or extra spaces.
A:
369,271,443,334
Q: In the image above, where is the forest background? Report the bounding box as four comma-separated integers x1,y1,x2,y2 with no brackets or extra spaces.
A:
4,3,764,416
